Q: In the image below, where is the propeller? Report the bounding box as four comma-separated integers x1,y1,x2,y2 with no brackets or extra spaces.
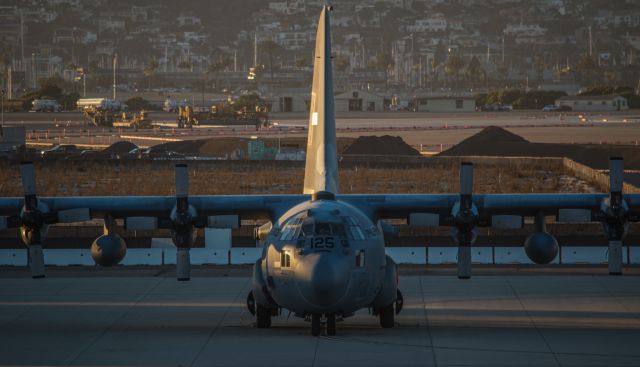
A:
171,164,197,281
19,162,47,278
452,162,477,279
601,157,628,275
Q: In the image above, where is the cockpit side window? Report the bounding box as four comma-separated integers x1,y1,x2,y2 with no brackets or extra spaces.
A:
343,216,366,241
279,217,303,241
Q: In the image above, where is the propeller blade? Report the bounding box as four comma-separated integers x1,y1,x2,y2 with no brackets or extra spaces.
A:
174,164,192,281
29,244,45,279
176,247,191,281
57,208,91,223
20,162,37,210
609,157,623,207
457,162,474,279
608,240,623,275
175,164,188,210
460,162,473,210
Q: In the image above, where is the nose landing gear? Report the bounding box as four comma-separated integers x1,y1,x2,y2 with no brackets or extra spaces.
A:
310,313,338,336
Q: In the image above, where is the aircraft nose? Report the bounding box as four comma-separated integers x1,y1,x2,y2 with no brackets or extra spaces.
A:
299,252,350,309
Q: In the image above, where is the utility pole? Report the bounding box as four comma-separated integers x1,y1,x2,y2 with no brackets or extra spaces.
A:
112,53,117,100
20,10,24,62
254,33,258,67
7,67,12,99
83,72,86,97
32,52,36,89
588,25,593,57
502,34,505,63
1,89,5,129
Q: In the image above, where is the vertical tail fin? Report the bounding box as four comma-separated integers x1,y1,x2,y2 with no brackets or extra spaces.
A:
303,5,339,195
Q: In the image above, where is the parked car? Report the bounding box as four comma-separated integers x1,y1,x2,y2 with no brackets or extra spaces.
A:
40,144,79,158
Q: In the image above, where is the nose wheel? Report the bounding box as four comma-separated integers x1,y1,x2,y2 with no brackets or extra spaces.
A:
311,314,321,336
310,313,337,336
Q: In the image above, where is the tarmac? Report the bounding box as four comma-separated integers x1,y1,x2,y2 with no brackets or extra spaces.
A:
1,268,639,366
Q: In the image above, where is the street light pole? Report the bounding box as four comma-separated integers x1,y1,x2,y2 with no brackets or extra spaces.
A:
1,89,5,129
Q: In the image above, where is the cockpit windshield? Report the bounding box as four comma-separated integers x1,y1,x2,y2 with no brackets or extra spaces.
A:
279,215,366,243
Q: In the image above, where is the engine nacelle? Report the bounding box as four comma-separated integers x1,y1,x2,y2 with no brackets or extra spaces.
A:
91,234,127,266
524,231,558,264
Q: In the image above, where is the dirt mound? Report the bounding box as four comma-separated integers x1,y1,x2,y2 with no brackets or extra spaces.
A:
103,141,138,154
342,135,420,156
441,127,640,170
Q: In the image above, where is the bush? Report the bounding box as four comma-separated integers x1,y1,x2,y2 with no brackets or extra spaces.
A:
125,97,157,111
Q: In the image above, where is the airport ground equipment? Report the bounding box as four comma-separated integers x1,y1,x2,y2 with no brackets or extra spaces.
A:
176,101,270,129
112,111,153,129
31,99,62,112
78,98,128,127
1,6,639,336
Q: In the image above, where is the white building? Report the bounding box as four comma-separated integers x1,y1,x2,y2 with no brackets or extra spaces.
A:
335,90,385,112
413,96,476,112
268,95,307,113
556,95,629,112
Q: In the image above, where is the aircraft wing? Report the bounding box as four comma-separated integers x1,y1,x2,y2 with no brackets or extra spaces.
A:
342,193,640,221
0,195,308,227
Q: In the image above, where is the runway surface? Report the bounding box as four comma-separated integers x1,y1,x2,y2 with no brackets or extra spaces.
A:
1,271,639,366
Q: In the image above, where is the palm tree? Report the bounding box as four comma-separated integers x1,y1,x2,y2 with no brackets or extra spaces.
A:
259,40,281,79
143,59,159,89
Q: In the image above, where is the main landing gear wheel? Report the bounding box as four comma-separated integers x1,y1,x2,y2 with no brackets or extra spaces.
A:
256,305,271,328
379,304,395,328
326,313,337,336
311,314,321,336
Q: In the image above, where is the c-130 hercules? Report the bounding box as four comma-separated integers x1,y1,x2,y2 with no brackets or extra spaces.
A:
1,6,639,336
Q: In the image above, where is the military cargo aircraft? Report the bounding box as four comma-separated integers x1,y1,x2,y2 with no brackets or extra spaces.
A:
1,6,639,336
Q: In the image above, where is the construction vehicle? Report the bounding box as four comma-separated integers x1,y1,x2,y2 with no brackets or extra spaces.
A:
78,98,128,127
112,111,153,129
176,100,270,129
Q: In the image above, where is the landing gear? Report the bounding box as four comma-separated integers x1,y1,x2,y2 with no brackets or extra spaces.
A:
311,314,321,336
379,304,395,328
256,305,272,328
326,313,336,336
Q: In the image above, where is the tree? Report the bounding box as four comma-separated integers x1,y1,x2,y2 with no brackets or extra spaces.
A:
375,52,394,87
258,40,281,79
206,55,232,90
143,59,159,89
575,54,603,86
464,56,485,88
445,54,465,87
335,55,350,72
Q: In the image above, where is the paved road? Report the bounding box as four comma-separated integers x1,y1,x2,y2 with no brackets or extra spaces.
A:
0,272,639,366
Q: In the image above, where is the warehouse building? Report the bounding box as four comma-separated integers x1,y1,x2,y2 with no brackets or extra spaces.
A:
413,96,476,112
334,89,384,112
556,95,629,111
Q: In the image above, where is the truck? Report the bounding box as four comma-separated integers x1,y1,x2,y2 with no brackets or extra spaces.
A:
31,99,62,112
77,98,128,127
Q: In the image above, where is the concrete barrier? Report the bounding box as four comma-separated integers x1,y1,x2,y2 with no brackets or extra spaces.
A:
44,249,94,266
428,247,458,264
561,246,628,264
205,228,232,249
630,247,640,264
0,249,28,266
385,247,426,264
188,248,229,265
495,247,534,264
230,248,262,265
472,247,493,264
120,248,163,266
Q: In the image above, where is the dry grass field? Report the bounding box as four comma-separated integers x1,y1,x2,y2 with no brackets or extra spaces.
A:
0,158,598,197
